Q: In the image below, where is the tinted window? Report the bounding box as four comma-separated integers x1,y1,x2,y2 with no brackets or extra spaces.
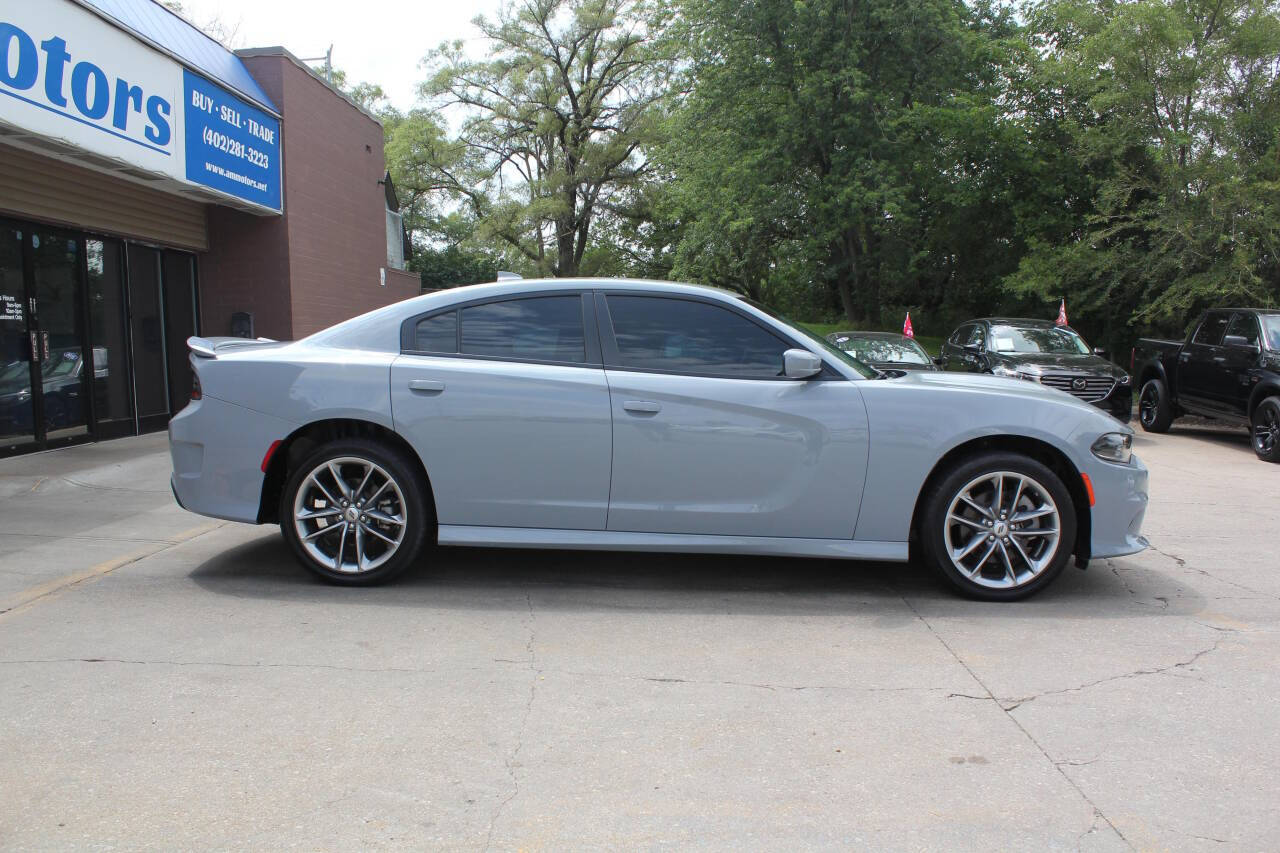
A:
413,310,457,352
607,295,789,377
949,324,974,346
1193,313,1231,346
1224,313,1260,347
461,296,585,363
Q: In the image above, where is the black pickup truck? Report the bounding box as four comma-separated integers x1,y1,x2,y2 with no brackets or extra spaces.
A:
1132,308,1280,462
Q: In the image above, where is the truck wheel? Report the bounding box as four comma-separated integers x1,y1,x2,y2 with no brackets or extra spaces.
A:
1138,378,1173,433
1252,396,1280,463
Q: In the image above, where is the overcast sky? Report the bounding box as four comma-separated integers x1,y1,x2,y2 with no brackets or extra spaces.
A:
175,0,504,110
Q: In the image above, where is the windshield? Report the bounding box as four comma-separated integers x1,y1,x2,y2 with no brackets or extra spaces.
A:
830,334,930,365
743,300,879,378
989,325,1090,355
1262,315,1280,351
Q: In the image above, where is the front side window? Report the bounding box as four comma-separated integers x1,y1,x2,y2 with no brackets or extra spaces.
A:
1192,313,1231,346
607,295,789,377
967,325,988,348
989,324,1088,355
460,296,585,364
949,324,974,346
1224,313,1260,347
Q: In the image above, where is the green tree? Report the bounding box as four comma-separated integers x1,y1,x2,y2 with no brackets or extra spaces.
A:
420,0,674,278
1008,0,1280,347
664,0,1022,326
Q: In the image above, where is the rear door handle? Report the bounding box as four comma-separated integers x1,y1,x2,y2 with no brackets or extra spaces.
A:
622,400,661,414
407,379,445,393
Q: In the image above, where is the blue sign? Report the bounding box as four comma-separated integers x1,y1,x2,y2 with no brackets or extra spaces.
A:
182,70,281,212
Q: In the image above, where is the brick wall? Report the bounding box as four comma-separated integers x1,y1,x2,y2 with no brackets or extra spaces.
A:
199,51,420,341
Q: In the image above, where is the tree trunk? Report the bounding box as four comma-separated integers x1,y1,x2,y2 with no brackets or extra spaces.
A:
836,276,858,324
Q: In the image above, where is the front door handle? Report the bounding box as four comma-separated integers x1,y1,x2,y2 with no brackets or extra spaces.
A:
407,379,445,393
622,400,661,414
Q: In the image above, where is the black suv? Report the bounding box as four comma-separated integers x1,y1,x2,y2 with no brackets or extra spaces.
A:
939,318,1133,422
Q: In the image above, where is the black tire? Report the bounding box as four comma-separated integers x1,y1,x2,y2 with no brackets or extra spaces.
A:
1252,396,1280,463
919,452,1078,602
1138,378,1173,433
278,438,431,585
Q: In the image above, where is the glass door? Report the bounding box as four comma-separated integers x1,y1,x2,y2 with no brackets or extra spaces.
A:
126,244,170,433
29,229,89,444
0,226,36,454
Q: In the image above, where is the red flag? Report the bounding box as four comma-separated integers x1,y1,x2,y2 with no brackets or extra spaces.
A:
903,312,914,339
1055,299,1068,326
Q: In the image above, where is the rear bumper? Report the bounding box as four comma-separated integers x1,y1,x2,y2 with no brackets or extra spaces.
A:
1087,453,1149,558
169,395,297,524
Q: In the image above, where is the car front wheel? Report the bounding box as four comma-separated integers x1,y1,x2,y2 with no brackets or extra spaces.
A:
279,438,430,585
920,452,1077,601
1252,396,1280,463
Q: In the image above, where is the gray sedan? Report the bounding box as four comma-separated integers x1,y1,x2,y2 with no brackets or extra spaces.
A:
169,279,1149,600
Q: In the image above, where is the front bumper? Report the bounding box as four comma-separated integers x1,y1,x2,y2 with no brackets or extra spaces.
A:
169,395,297,524
1086,452,1149,558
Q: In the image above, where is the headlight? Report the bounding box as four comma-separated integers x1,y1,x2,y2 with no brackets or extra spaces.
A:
1117,374,1131,386
991,365,1019,378
1091,432,1133,464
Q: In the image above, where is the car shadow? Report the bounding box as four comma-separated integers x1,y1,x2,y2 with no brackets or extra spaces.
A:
187,532,1203,620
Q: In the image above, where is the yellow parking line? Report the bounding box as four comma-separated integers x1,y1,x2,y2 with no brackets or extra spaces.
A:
0,521,225,621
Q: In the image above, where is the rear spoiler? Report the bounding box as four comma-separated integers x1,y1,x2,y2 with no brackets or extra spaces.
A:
187,336,281,359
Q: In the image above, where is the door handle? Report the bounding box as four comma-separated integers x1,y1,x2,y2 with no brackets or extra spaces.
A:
1212,356,1226,363
407,379,445,393
1178,352,1191,362
622,400,661,414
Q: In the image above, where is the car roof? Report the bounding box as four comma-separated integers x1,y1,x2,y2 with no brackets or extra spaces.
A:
975,318,1067,328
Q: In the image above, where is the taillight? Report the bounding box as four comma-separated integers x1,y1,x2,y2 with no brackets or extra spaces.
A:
191,371,202,401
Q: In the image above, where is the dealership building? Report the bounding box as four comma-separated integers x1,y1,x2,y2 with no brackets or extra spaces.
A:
0,0,419,456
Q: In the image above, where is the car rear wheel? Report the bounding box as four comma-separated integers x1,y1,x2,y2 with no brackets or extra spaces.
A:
1252,396,1280,463
920,452,1077,601
279,438,430,585
1138,378,1173,433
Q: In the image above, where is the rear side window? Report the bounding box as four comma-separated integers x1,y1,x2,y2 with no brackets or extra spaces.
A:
606,295,789,377
948,324,974,346
460,296,586,364
413,311,457,353
1224,313,1260,346
1193,313,1231,346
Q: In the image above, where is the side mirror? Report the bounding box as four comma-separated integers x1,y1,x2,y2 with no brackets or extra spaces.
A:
1222,334,1257,350
932,356,943,366
783,348,823,379
1093,346,1109,359
963,342,982,354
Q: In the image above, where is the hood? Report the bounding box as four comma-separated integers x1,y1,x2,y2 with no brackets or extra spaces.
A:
988,351,1124,377
889,369,1127,424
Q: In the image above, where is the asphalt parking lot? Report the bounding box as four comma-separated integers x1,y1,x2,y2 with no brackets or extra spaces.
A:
0,426,1276,850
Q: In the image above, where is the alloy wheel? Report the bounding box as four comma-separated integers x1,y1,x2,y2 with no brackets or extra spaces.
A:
942,471,1062,590
292,456,407,573
1139,384,1159,427
1256,407,1280,456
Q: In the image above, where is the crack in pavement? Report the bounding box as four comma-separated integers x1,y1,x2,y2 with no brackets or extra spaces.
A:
484,589,538,851
1147,544,1276,601
996,639,1225,712
898,593,1132,850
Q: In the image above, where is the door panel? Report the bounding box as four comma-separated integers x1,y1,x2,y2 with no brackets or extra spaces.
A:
0,226,34,451
390,356,613,529
1179,312,1230,409
605,371,869,538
